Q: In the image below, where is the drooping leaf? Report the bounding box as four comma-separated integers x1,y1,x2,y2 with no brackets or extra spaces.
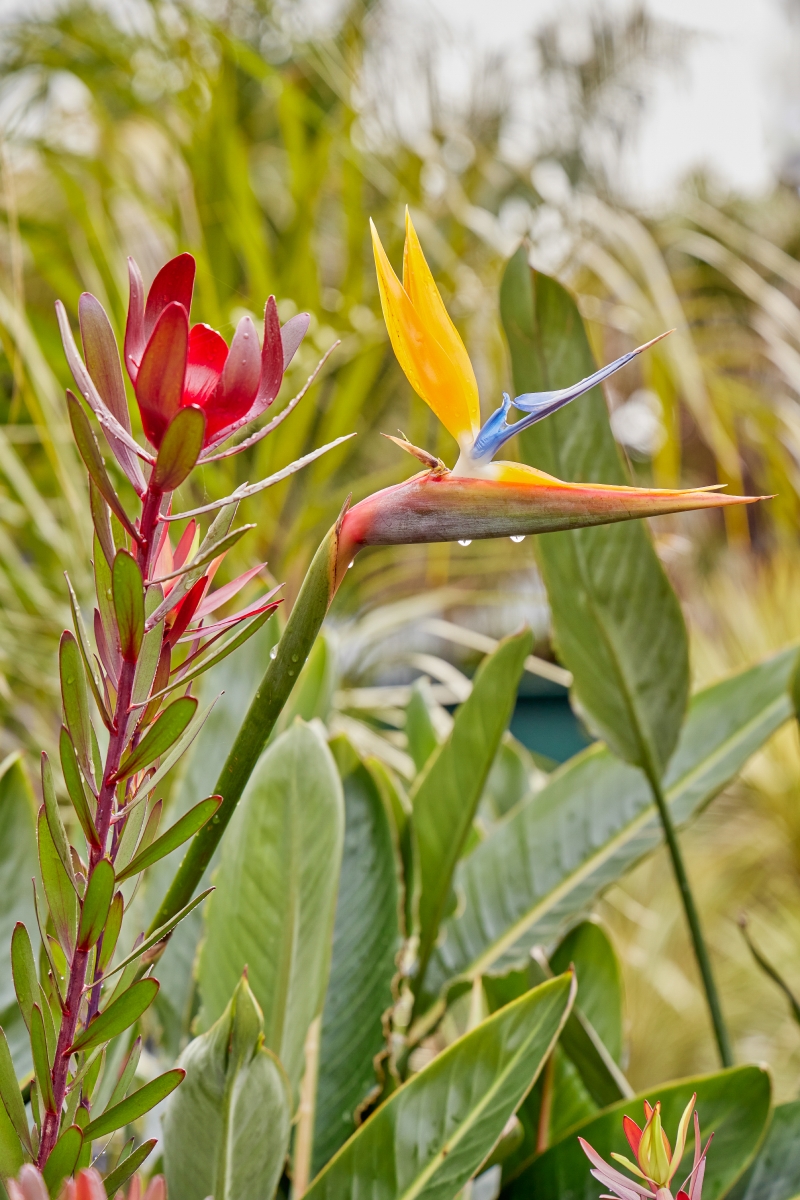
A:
164,975,292,1200
84,1068,184,1140
503,1065,771,1200
425,647,796,997
116,696,198,782
726,1100,800,1200
412,630,531,987
305,974,575,1200
500,253,688,778
37,808,78,957
198,721,344,1101
59,632,94,780
102,1138,157,1197
152,405,206,491
77,860,115,951
68,978,159,1055
312,739,402,1174
112,550,145,664
42,1124,82,1196
59,727,99,849
116,797,221,882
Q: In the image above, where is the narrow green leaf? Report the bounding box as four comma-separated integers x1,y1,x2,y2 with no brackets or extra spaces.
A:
77,859,115,951
198,722,344,1101
140,610,271,708
129,694,218,806
66,390,139,541
42,1124,82,1196
84,1068,184,1140
11,924,37,1032
305,974,575,1200
59,727,99,849
412,630,531,987
106,1036,142,1111
30,1005,54,1112
59,632,93,781
102,889,213,982
113,550,145,664
89,478,115,568
0,1096,24,1179
153,405,206,491
131,609,164,710
726,1100,800,1200
405,679,440,774
98,892,124,974
102,1138,157,1197
504,1065,771,1200
116,697,198,782
116,797,221,882
0,1026,30,1153
0,755,39,1040
37,809,78,956
69,978,159,1055
40,754,75,890
32,883,64,1010
94,534,117,655
65,575,111,727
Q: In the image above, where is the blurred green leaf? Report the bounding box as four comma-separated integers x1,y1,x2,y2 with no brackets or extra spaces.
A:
551,921,623,1063
40,754,75,889
42,1124,82,1197
305,974,575,1200
69,978,159,1055
405,679,440,775
312,737,402,1174
0,1027,30,1155
481,733,537,821
198,720,344,1101
501,253,688,779
726,1101,800,1200
101,1138,157,1198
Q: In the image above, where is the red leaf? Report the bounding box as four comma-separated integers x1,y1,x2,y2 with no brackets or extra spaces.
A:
166,576,209,647
135,302,189,448
125,257,146,382
179,588,281,642
184,323,228,408
193,562,267,621
144,253,195,341
204,315,261,442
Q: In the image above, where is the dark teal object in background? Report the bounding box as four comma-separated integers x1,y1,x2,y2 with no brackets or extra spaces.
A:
510,675,593,764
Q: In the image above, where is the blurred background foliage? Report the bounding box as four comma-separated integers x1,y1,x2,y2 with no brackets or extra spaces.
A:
0,0,799,1110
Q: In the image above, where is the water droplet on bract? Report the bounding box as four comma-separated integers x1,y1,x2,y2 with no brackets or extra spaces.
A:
291,653,299,663
348,560,355,568
287,668,295,677
510,534,525,543
270,646,278,660
458,539,472,547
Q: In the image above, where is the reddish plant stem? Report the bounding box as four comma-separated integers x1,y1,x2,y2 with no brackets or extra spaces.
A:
38,483,163,1168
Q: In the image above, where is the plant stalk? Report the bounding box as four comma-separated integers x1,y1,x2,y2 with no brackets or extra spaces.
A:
646,769,733,1068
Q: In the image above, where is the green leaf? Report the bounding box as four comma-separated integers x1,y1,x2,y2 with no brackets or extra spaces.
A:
59,631,94,781
481,733,537,821
405,679,440,774
312,739,402,1174
69,978,159,1055
274,631,335,735
116,797,221,882
147,502,239,625
425,646,796,995
198,721,344,1100
164,975,291,1200
37,808,78,957
90,478,115,568
153,405,206,490
306,974,575,1200
112,550,145,664
11,924,37,1032
85,1068,184,1140
500,253,688,778
59,727,99,849
30,1004,54,1113
131,592,164,710
726,1100,800,1200
77,859,115,951
97,892,123,975
40,753,75,890
65,575,111,728
102,890,213,982
0,1094,24,1179
94,535,117,655
0,1026,30,1154
0,757,38,1025
42,1124,82,1196
66,390,138,542
412,630,531,986
102,1138,157,1197
116,696,198,782
503,1065,771,1200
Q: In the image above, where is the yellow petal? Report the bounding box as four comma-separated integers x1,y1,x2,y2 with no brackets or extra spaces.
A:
370,219,478,445
403,210,480,439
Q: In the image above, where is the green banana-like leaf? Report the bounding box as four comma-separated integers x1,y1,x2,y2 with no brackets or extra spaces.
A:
312,737,402,1175
425,646,795,996
198,720,344,1100
164,976,291,1200
726,1100,800,1200
412,630,531,988
504,1065,771,1200
501,252,688,780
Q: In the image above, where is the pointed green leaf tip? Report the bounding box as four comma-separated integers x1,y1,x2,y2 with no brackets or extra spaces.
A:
115,696,198,782
113,550,145,663
116,796,221,882
68,978,159,1055
77,860,115,950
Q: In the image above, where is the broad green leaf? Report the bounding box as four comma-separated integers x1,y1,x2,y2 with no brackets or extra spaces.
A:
500,253,688,778
40,754,75,889
59,727,99,849
116,696,198,781
116,797,221,882
198,720,344,1100
164,975,292,1200
412,630,531,987
481,733,537,821
30,1004,54,1111
42,1124,82,1196
112,550,145,664
504,1065,771,1200
0,1027,30,1153
726,1100,800,1200
65,390,138,541
405,679,440,775
85,1068,184,1140
313,738,402,1174
425,648,796,996
305,974,575,1200
77,859,115,950
102,1138,157,1197
69,978,159,1055
59,632,94,780
37,809,77,957
153,405,206,491
550,921,623,1063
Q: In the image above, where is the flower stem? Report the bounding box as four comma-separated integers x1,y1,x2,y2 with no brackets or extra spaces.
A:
646,769,733,1068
